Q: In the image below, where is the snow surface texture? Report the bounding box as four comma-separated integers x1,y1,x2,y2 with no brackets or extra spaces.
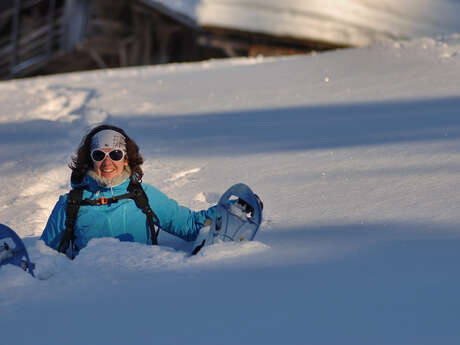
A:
145,0,460,45
1,36,460,344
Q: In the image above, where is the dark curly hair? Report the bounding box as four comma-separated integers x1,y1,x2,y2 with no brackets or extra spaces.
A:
69,124,144,183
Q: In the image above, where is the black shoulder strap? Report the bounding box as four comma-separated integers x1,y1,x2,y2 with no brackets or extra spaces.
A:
58,180,160,259
57,188,83,259
127,180,161,245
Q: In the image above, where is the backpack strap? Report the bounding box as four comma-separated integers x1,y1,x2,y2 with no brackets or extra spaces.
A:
127,179,161,245
58,180,160,259
57,188,83,259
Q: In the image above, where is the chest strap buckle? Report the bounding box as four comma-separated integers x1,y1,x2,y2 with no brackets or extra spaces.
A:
96,196,108,205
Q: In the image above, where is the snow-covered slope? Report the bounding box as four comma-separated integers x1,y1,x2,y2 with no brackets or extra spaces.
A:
1,35,460,344
144,0,460,45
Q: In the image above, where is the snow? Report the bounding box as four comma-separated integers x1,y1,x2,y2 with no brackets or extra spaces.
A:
2,35,460,344
143,0,460,46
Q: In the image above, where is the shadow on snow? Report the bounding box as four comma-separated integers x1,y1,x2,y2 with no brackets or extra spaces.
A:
1,96,460,160
111,96,460,156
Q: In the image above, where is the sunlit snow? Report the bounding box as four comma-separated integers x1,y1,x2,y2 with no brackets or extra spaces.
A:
1,35,460,344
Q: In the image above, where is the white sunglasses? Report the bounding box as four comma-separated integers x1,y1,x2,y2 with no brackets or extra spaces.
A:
91,149,126,162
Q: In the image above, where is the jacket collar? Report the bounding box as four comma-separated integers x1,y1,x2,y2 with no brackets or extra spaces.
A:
71,167,132,193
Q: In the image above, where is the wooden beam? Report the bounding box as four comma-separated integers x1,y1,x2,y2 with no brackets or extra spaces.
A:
76,36,122,55
46,0,56,58
0,0,47,21
88,49,107,69
0,19,61,57
10,0,21,73
91,18,126,36
118,35,136,67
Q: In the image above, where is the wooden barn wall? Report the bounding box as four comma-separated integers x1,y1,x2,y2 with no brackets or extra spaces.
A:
0,0,344,79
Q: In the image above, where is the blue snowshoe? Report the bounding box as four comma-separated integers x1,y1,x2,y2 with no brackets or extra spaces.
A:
192,183,263,255
0,224,35,277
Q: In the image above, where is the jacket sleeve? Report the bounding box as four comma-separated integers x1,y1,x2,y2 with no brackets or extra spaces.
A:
145,185,215,241
40,194,68,250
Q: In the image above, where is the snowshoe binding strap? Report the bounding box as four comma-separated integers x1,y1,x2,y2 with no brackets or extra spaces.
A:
0,224,35,277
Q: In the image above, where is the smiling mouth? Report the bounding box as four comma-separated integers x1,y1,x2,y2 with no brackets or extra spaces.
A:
102,169,115,174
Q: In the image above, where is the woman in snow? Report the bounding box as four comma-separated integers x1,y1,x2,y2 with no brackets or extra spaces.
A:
40,124,215,258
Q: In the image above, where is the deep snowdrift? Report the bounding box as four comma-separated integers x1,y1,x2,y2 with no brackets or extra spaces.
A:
1,35,460,344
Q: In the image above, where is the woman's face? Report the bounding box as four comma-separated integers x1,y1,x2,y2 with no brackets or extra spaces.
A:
93,148,128,180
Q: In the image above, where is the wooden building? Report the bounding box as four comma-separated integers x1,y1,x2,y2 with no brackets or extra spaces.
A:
0,0,345,80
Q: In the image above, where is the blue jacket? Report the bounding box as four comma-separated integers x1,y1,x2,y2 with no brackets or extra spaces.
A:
40,174,215,253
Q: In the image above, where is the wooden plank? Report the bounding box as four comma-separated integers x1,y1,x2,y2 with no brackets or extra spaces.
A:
10,0,21,72
10,54,47,75
0,20,61,57
17,29,61,57
142,14,152,64
88,49,107,69
118,35,135,66
77,36,123,55
91,18,127,36
46,0,56,58
20,0,46,10
0,0,46,20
